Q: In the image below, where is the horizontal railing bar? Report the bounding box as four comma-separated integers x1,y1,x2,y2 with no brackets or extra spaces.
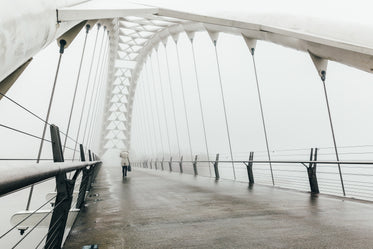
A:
0,161,100,197
139,159,373,165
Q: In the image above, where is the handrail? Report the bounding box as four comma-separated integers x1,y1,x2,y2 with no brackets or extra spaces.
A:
146,159,373,165
0,161,100,197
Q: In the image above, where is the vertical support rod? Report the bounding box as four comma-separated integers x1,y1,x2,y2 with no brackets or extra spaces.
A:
250,49,275,186
212,41,236,180
164,45,181,158
213,153,220,180
72,24,100,160
320,71,345,196
175,41,193,160
26,39,66,211
161,158,164,170
190,40,211,177
63,24,90,153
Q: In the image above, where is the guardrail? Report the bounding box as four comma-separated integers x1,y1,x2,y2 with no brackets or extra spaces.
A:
134,148,373,201
0,124,101,249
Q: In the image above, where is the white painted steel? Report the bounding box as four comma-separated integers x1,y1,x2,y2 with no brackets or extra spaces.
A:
3,0,373,154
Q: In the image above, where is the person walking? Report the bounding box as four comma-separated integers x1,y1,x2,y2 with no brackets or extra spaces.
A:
120,151,130,177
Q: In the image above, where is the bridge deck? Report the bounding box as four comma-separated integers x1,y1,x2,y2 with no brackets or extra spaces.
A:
64,166,373,249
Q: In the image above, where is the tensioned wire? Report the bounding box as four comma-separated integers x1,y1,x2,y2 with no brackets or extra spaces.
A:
190,38,212,177
212,39,236,180
82,26,106,148
133,83,149,159
62,24,91,153
72,24,101,160
140,76,156,157
250,48,275,186
87,40,109,150
86,33,109,150
148,53,165,159
320,72,346,196
134,81,149,158
163,42,181,158
0,92,78,145
155,50,172,157
145,61,162,160
174,39,193,161
26,40,66,211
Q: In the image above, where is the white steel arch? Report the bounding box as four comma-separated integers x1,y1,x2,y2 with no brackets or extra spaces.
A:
2,0,373,156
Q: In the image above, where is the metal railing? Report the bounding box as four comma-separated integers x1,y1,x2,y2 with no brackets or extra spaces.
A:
133,147,373,201
0,124,101,249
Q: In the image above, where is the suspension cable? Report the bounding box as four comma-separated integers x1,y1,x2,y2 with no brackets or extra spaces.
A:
0,123,51,142
190,39,212,176
14,197,67,248
72,24,101,160
250,49,275,186
143,69,159,159
175,40,193,160
0,92,78,145
149,54,165,159
82,27,106,147
140,77,155,157
320,71,346,196
25,40,67,211
212,40,236,180
62,24,91,153
86,33,109,149
87,47,108,150
0,195,56,239
138,82,152,158
155,51,172,157
163,44,181,158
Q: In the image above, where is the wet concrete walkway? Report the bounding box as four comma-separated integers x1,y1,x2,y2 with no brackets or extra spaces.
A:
64,166,373,249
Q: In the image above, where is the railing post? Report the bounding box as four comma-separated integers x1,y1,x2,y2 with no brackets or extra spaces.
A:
155,159,158,170
179,156,183,173
161,158,164,170
246,152,255,184
193,155,198,176
150,159,153,169
169,157,173,172
86,149,95,191
213,153,220,180
88,149,92,161
307,148,319,194
46,125,78,249
76,144,89,209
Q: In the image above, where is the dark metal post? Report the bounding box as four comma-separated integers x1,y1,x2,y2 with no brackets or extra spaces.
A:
150,159,153,169
213,153,220,180
76,144,89,208
193,155,198,176
179,156,183,173
46,125,78,249
307,148,319,194
169,157,173,172
246,152,255,184
161,158,164,170
79,144,86,162
88,149,92,161
155,159,158,170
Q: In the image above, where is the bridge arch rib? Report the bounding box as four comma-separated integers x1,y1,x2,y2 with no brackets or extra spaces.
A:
2,0,373,156
75,2,373,155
